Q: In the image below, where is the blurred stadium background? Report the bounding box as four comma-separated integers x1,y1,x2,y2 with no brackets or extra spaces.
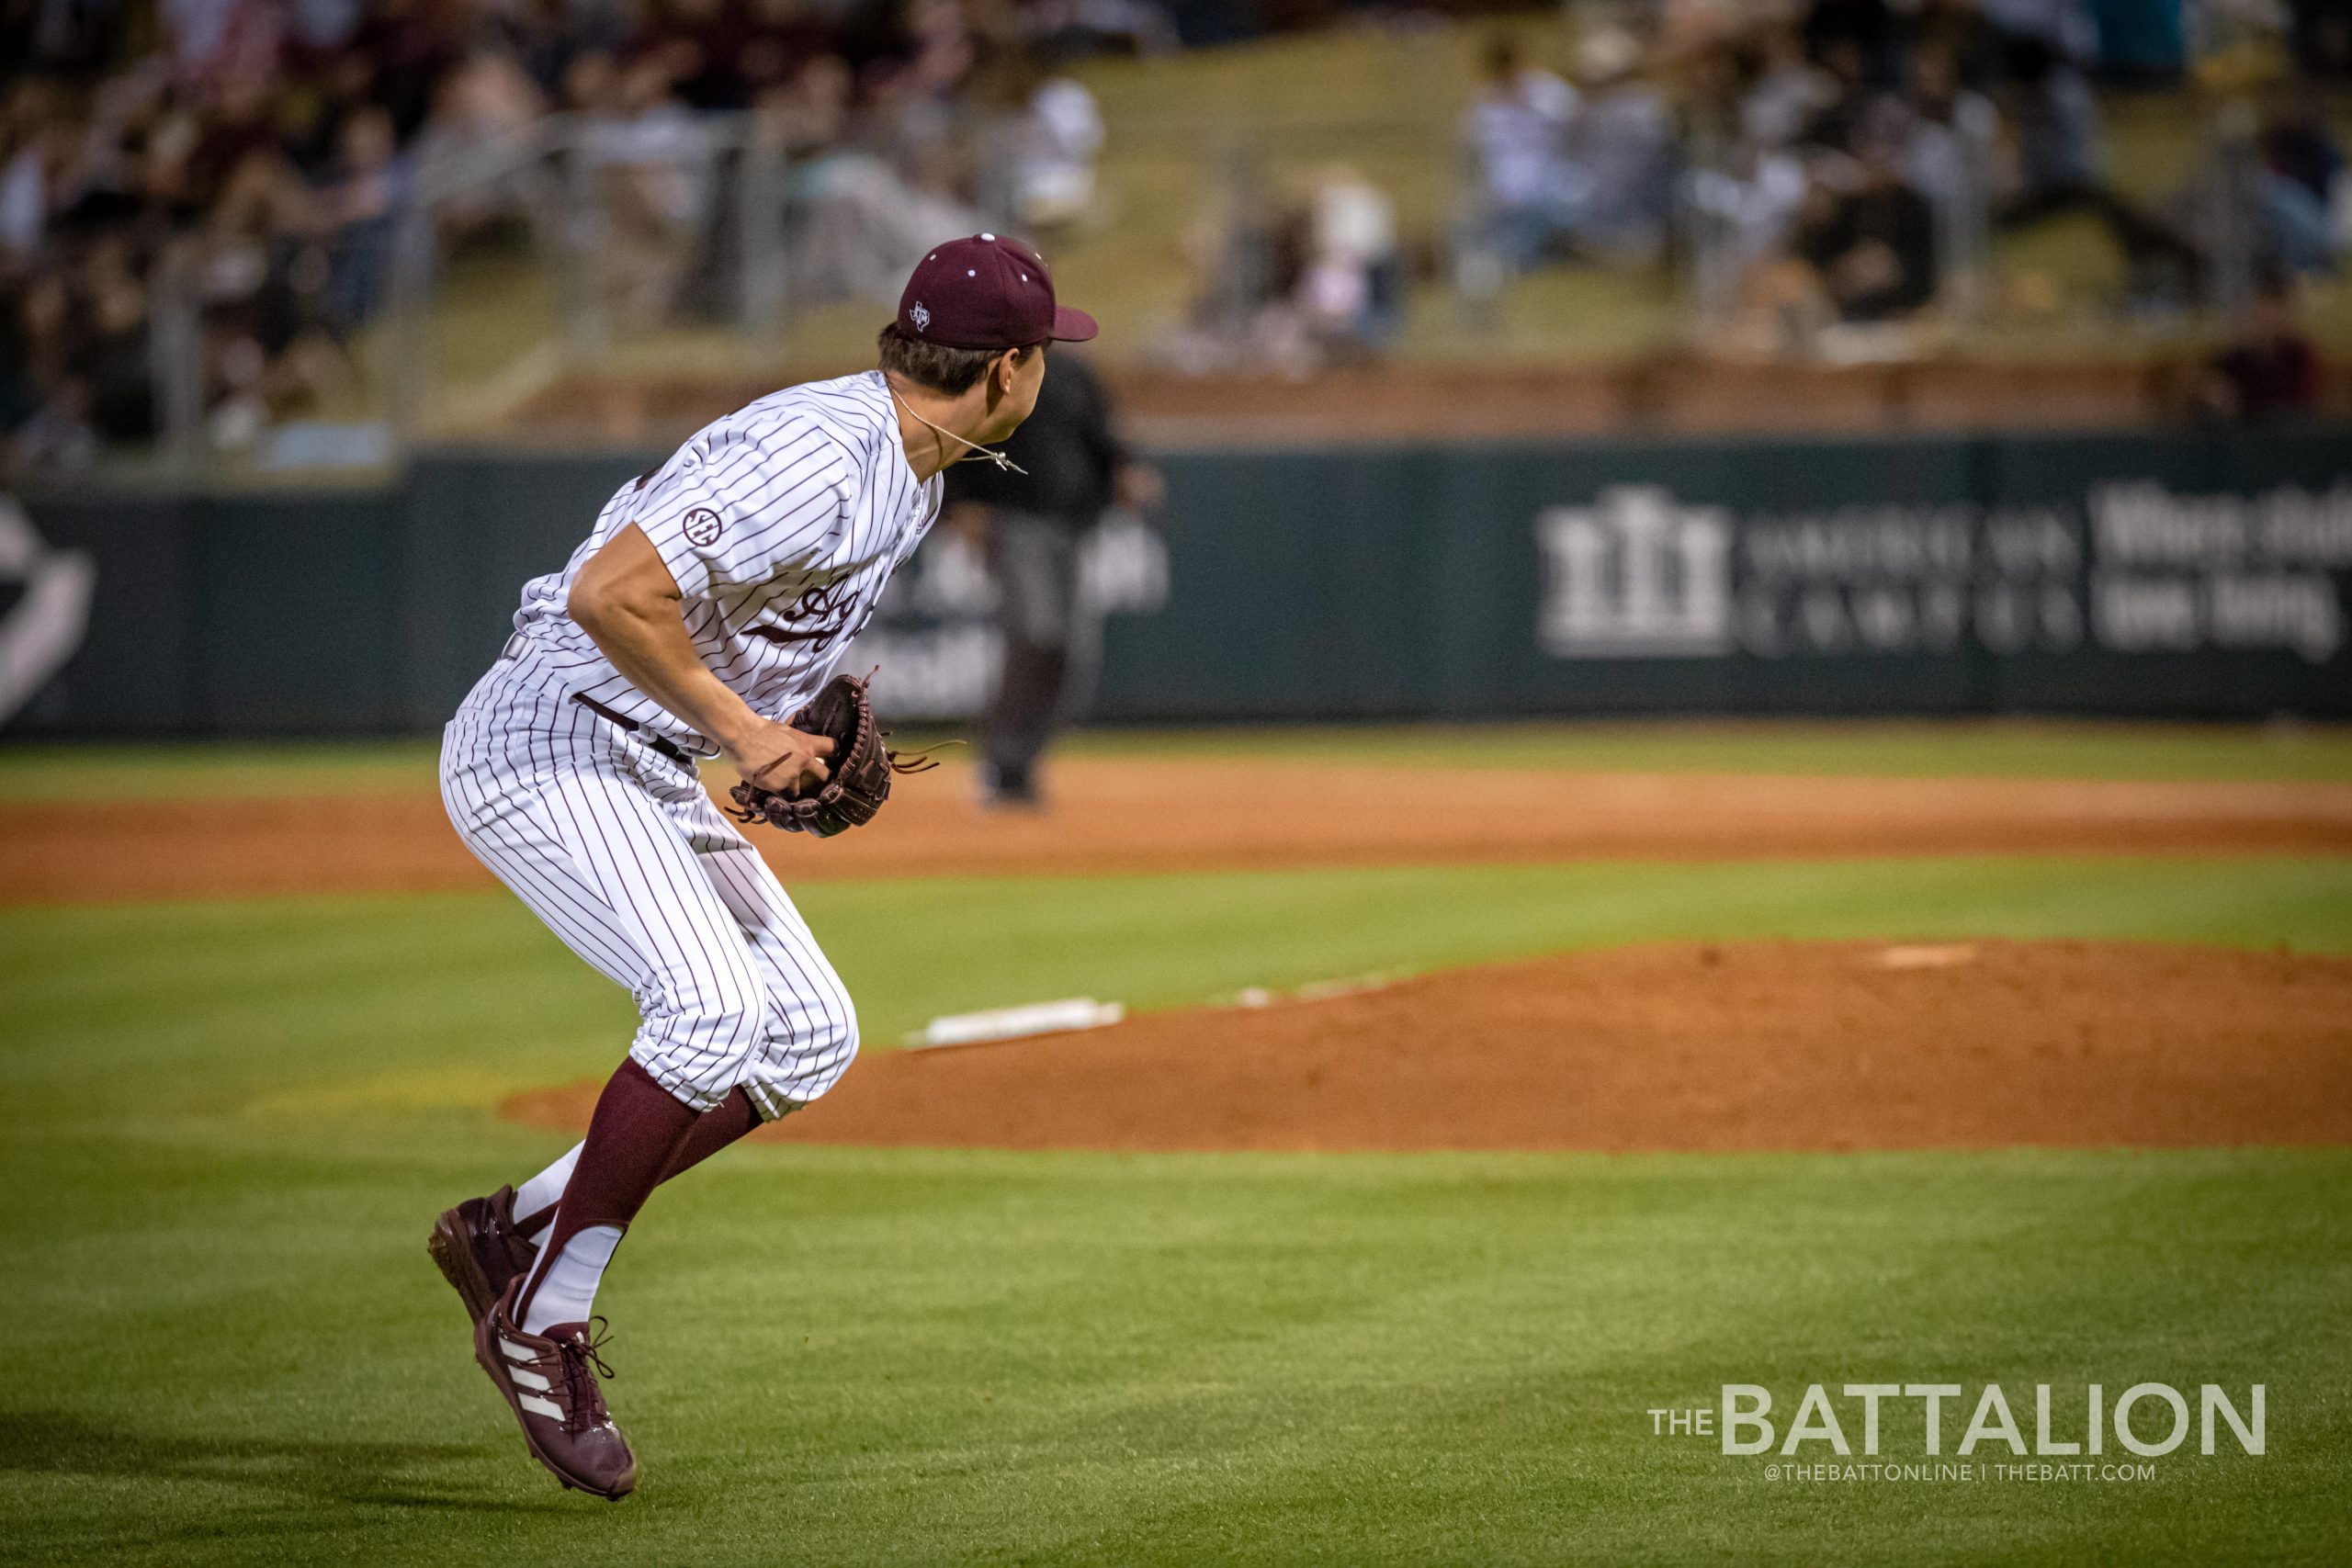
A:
5,5,2352,1562
3,0,2350,734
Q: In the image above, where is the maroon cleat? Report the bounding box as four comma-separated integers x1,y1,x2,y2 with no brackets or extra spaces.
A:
427,1185,540,1326
473,1279,639,1499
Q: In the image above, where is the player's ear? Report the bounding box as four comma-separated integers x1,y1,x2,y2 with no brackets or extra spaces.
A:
992,344,1039,395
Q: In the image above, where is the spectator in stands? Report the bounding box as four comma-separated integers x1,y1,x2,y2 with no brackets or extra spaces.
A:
1794,128,1939,323
2256,84,2346,274
72,231,159,444
1022,0,1180,61
0,86,82,262
1894,39,1997,210
409,49,549,242
6,0,2347,457
492,0,597,101
2000,30,2100,196
347,0,463,142
311,103,403,327
2289,0,2352,75
1794,29,1881,154
788,72,984,310
1006,66,1105,231
0,0,1032,467
1905,0,2002,91
762,51,854,157
1462,33,1580,276
1297,164,1400,355
1993,31,2202,305
0,274,38,445
2199,265,2324,419
734,0,834,106
1739,21,1837,151
1687,139,1808,278
1804,0,1900,88
577,52,711,326
8,289,103,472
643,0,755,113
1563,27,1679,265
1978,0,2098,62
194,144,336,449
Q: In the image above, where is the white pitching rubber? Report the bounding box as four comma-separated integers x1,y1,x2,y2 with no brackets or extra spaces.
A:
906,998,1125,1050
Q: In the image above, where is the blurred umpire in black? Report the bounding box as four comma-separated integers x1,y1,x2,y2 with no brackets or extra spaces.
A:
943,349,1161,807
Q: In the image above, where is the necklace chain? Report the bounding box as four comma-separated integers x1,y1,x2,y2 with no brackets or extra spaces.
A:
889,383,1028,477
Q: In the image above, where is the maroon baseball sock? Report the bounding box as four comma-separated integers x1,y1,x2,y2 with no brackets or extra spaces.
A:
513,1058,697,1334
660,1088,766,1183
512,1087,765,1240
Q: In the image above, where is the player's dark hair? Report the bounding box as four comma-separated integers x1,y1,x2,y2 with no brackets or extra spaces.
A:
876,322,1004,396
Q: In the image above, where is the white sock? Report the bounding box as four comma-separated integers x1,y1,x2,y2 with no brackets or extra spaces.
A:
513,1144,582,1233
520,1223,622,1334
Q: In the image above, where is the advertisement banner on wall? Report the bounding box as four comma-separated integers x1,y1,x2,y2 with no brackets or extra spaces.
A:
1077,430,2352,722
9,429,2350,735
846,512,1170,720
1532,479,2348,670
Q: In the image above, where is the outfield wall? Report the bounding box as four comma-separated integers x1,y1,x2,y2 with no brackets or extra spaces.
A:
8,426,2350,734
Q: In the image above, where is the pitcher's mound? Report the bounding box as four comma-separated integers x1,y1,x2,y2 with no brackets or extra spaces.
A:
500,941,2352,1153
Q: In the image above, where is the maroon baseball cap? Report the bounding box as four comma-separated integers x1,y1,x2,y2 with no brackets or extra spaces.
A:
896,234,1098,350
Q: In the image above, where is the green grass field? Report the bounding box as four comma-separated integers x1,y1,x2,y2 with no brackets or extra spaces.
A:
2,727,2346,1564
5,718,2350,800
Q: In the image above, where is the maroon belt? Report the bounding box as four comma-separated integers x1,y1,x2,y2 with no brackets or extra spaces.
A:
571,693,695,768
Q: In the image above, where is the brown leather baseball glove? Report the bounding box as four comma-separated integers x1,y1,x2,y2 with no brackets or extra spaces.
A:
725,671,937,838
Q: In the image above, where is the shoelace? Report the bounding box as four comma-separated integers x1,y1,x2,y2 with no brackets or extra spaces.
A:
555,1319,617,1433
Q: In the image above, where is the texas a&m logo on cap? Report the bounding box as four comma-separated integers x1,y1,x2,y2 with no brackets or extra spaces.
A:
895,234,1097,349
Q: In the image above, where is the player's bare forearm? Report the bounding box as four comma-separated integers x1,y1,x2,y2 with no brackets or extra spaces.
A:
567,525,756,744
569,524,832,791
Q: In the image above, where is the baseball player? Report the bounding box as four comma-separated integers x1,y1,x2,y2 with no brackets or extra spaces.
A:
428,234,1096,1500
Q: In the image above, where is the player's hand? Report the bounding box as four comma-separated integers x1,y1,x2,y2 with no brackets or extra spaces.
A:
729,720,835,798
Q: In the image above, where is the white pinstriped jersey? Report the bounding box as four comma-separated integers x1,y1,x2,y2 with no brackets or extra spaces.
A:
503,370,941,753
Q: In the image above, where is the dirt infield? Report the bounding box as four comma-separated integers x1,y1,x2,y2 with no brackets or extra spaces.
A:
6,761,2352,905
503,940,2352,1152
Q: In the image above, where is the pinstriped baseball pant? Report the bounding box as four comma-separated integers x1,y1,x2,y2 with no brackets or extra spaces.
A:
440,663,858,1120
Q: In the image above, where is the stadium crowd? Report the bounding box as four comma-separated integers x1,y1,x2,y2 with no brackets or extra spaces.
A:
1458,0,2345,358
1148,0,2347,376
2,0,2346,468
0,0,1155,470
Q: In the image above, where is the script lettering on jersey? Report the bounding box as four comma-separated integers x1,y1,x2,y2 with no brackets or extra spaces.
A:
747,574,854,647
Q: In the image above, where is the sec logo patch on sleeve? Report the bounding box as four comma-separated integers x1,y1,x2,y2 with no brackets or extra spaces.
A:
683,507,724,547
